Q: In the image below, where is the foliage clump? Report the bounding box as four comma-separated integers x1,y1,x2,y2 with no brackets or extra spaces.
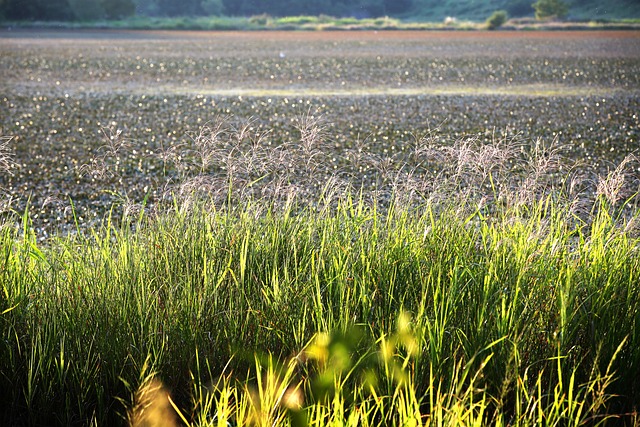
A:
486,9,508,29
533,0,569,20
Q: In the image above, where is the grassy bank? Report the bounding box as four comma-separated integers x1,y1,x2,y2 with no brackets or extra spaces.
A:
1,124,639,425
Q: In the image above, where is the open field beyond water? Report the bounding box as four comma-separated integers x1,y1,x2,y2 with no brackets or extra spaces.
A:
1,30,640,426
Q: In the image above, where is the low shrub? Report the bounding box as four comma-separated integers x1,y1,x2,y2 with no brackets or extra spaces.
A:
486,10,508,30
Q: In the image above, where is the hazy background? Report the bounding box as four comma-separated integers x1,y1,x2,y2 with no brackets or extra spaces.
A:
1,0,639,23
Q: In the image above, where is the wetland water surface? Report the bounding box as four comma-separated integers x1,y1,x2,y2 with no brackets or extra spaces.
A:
1,30,639,235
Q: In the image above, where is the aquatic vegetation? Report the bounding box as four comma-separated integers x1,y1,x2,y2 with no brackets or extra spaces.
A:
1,31,639,235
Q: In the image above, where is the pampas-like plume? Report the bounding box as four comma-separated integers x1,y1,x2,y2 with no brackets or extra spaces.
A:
596,154,638,206
0,135,15,174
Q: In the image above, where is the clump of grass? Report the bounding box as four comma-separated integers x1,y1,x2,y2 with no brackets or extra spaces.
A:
124,313,631,426
0,120,639,425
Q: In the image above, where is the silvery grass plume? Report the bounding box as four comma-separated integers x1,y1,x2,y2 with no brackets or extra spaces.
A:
596,154,639,207
295,110,327,175
0,135,14,173
406,132,530,209
512,136,566,207
75,126,149,226
170,118,276,208
0,135,16,214
188,118,229,174
160,114,335,211
68,115,639,231
78,126,132,180
163,117,576,217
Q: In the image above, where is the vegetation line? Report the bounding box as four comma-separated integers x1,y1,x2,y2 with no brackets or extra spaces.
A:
3,16,640,31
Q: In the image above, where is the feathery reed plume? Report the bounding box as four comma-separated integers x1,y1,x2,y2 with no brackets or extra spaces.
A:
78,126,132,180
0,135,15,174
596,154,638,207
295,110,327,168
189,118,228,173
64,115,634,232
0,135,16,215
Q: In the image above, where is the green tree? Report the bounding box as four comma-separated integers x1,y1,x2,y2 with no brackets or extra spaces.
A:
69,0,105,20
3,0,37,20
361,0,385,17
506,0,533,17
134,0,160,15
532,0,568,20
103,0,135,19
219,0,399,18
39,0,74,19
201,0,223,15
220,0,240,15
384,0,412,15
486,10,508,30
156,0,201,16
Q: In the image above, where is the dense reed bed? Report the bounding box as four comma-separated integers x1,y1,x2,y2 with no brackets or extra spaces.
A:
0,121,639,425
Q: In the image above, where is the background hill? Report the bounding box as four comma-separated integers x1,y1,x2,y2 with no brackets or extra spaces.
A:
406,0,640,21
2,0,640,23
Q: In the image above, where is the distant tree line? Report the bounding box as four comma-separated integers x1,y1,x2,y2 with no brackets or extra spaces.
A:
0,0,413,21
0,0,135,20
533,0,568,20
220,0,414,18
0,0,570,22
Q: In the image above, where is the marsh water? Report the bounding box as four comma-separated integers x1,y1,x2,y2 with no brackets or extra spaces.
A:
1,29,639,235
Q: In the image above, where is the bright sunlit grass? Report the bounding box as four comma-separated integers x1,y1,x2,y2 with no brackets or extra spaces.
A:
0,121,639,425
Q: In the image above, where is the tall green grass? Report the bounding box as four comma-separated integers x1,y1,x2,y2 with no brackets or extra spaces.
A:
0,125,639,425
